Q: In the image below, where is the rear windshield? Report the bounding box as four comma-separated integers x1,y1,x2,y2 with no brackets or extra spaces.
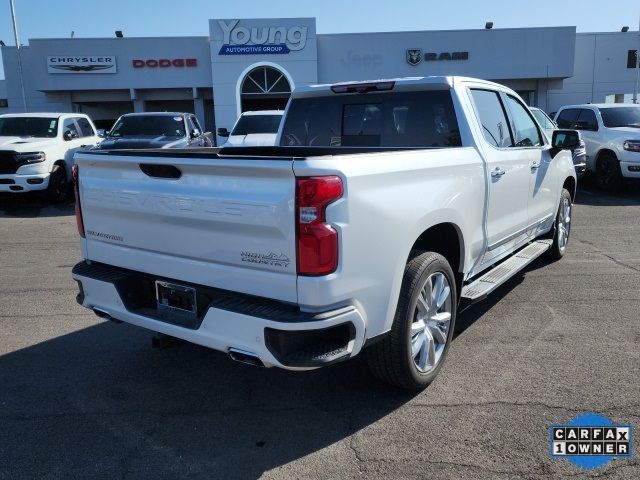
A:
0,117,58,138
109,115,186,137
280,90,461,148
599,107,640,128
232,114,282,136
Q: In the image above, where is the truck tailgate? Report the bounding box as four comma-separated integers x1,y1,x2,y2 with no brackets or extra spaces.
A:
74,151,297,303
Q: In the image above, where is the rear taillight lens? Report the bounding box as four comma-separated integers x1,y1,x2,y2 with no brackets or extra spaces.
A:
296,176,343,276
72,164,85,238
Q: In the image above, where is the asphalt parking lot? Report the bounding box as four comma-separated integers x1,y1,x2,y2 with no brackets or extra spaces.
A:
0,180,639,479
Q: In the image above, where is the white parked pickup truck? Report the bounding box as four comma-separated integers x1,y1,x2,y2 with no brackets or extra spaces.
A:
72,77,578,389
218,110,283,147
554,104,640,190
0,113,102,202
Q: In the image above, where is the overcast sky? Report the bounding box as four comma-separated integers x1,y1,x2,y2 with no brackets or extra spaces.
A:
1,0,639,79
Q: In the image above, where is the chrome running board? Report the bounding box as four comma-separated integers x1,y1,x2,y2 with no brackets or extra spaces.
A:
461,239,552,304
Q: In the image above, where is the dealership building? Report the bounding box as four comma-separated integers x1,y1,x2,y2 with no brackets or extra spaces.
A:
0,17,638,144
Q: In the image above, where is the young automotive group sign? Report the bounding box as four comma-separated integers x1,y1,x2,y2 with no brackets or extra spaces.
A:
217,19,308,55
47,55,117,73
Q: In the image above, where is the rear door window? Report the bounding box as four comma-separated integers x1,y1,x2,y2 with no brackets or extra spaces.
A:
469,89,513,148
280,90,461,148
555,109,579,129
575,109,598,131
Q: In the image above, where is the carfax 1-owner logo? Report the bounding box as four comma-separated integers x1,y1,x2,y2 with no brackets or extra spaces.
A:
550,413,632,469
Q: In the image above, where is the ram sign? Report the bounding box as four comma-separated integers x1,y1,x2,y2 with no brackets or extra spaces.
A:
47,56,117,74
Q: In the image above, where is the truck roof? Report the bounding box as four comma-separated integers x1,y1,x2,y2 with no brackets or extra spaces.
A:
559,103,640,109
120,112,188,117
292,76,505,97
239,110,284,116
0,112,85,118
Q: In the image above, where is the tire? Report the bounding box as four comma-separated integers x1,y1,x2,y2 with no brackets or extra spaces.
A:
596,152,623,191
366,251,457,389
47,164,69,203
546,188,572,261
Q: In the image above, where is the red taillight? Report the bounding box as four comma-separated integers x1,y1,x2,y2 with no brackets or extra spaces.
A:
72,164,85,238
296,176,343,276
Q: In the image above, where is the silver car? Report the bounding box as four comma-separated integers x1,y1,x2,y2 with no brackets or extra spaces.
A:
530,107,586,172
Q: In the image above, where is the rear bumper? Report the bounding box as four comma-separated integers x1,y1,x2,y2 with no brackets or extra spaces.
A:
0,173,50,192
72,261,366,370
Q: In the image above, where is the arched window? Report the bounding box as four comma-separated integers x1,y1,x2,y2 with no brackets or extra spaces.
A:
240,66,291,112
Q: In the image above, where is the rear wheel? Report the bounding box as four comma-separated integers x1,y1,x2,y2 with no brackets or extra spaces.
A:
596,152,623,191
47,164,69,203
366,251,457,389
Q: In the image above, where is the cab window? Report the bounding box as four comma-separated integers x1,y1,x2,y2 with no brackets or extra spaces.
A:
556,109,579,129
76,117,95,137
62,118,79,137
190,115,203,134
504,95,542,147
470,89,513,148
281,90,461,148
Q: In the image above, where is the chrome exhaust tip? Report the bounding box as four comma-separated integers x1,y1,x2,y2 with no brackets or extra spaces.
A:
229,348,264,367
93,307,122,324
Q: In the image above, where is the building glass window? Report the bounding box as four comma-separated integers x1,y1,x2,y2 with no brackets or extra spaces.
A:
240,66,291,112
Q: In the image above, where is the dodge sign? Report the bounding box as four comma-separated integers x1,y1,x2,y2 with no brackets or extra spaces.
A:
47,56,117,74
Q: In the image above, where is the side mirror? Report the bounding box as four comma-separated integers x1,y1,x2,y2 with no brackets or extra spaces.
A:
63,130,78,141
552,129,581,151
217,127,230,138
96,129,106,138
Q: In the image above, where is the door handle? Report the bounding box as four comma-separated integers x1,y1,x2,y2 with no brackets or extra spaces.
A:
491,167,506,178
531,162,540,170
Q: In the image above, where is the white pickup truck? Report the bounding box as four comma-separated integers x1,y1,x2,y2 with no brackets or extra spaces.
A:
0,113,102,201
72,77,578,389
554,104,640,190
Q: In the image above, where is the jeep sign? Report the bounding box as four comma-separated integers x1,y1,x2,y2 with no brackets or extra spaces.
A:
217,19,308,55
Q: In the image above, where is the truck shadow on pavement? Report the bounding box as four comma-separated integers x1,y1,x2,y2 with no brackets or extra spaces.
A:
0,263,542,479
0,318,420,479
0,192,74,218
574,177,640,207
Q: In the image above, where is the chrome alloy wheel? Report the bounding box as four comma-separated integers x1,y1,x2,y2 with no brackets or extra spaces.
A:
410,272,452,373
557,197,571,251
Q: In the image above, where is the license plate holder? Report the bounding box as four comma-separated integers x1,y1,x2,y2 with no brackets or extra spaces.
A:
155,281,197,316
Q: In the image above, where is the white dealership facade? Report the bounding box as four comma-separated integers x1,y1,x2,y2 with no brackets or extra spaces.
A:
1,17,638,143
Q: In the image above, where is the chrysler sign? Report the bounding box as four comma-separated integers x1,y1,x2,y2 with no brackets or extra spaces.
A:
47,56,117,73
217,20,307,55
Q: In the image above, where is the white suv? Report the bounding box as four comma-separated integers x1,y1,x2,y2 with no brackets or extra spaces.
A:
0,113,102,201
554,104,640,190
